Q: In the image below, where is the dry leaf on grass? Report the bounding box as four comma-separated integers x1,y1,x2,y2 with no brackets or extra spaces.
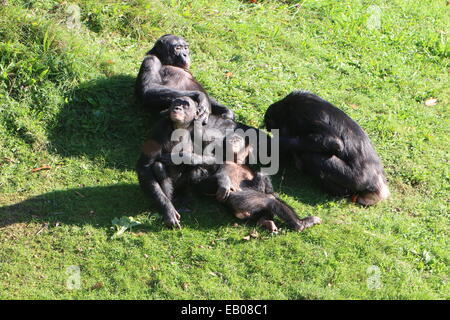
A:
32,165,51,172
424,97,438,106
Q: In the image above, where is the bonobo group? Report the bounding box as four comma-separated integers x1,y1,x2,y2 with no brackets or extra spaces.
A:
134,34,390,232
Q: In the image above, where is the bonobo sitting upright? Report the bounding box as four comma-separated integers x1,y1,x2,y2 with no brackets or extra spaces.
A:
135,34,234,122
192,132,322,232
264,91,390,206
136,96,210,228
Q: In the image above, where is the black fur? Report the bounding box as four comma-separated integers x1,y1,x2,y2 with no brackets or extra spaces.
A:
264,90,390,205
135,34,234,121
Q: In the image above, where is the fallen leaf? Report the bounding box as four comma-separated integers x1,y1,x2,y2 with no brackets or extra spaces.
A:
249,229,259,238
182,283,189,290
224,71,233,78
424,97,438,106
243,235,251,241
91,282,104,290
32,165,51,172
349,103,359,109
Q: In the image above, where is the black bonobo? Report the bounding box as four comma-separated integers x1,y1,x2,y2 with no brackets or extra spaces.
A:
136,96,208,228
264,91,390,206
192,132,322,232
135,34,234,123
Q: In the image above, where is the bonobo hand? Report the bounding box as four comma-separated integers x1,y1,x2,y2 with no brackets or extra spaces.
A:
191,91,210,125
216,185,236,202
164,209,181,229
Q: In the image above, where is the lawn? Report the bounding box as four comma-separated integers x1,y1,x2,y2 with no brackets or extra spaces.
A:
0,0,448,299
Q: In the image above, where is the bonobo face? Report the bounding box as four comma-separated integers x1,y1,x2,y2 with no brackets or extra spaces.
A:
227,134,245,154
169,97,197,126
154,34,191,69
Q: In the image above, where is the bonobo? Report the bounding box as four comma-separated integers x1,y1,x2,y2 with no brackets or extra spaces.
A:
264,90,390,206
193,132,322,232
136,96,211,228
135,34,234,122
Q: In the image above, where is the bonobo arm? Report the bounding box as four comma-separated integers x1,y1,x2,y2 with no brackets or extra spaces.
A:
136,55,210,120
158,151,218,166
136,145,181,228
215,167,235,202
248,172,275,194
282,121,344,155
209,97,234,120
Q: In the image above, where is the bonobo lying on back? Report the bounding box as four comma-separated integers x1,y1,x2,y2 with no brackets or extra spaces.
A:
192,132,322,232
264,91,389,206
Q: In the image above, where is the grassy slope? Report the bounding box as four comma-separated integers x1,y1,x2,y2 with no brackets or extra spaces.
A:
0,0,448,299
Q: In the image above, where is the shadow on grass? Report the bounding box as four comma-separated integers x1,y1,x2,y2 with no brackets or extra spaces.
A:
0,184,237,232
48,74,151,170
0,174,332,234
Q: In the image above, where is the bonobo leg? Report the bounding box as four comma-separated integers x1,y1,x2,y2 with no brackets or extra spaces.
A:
136,154,181,228
300,152,357,196
227,190,321,232
152,161,174,201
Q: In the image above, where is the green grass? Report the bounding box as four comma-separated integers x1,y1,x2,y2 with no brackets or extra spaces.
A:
0,0,448,299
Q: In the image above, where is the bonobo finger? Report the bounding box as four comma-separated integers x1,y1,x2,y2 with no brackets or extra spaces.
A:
216,187,230,202
196,110,209,125
165,217,181,229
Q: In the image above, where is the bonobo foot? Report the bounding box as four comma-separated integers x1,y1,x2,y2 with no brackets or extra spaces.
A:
293,216,322,232
257,218,278,233
235,211,251,219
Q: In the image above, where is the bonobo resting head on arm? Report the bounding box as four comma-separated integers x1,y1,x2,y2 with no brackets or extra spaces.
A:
135,34,234,123
264,90,390,206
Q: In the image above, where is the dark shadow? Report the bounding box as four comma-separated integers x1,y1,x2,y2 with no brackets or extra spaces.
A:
270,164,337,206
0,179,331,234
48,74,151,170
0,184,236,232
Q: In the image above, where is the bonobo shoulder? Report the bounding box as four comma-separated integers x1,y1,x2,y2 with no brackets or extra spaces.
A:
141,55,162,70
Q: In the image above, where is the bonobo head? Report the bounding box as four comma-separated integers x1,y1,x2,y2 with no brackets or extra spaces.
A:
169,97,198,128
224,133,253,164
264,101,290,135
148,34,191,69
